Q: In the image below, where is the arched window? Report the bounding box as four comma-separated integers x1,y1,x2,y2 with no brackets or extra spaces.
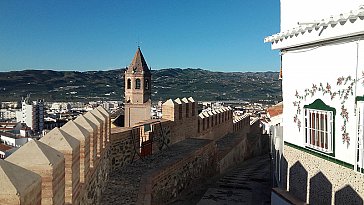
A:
145,79,149,90
127,79,131,89
135,78,141,89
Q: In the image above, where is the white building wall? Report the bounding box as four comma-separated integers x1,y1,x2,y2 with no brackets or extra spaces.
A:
0,135,29,147
283,39,363,165
355,40,364,95
0,150,5,159
24,104,33,129
269,114,283,127
16,99,44,132
280,0,363,31
1,136,16,147
15,111,22,122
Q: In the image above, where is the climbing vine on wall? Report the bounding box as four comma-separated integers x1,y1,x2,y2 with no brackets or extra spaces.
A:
292,73,364,145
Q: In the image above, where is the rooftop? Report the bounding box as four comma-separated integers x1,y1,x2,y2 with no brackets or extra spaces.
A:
0,143,13,152
125,47,151,75
267,102,283,118
265,5,364,49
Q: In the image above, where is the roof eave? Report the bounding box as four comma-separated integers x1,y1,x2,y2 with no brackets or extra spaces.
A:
265,7,364,50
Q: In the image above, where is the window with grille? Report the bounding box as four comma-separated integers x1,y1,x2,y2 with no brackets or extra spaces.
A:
303,99,335,154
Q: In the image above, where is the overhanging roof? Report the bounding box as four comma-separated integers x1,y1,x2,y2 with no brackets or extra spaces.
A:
265,6,364,50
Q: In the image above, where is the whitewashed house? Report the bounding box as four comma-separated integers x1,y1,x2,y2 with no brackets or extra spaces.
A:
0,132,31,148
266,1,364,204
267,102,283,126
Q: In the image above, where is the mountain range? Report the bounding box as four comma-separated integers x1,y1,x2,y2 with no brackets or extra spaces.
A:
0,68,282,102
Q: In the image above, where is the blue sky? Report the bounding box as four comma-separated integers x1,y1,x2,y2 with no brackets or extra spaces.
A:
0,0,280,72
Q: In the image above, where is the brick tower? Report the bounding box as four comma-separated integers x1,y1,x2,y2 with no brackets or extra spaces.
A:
124,47,152,127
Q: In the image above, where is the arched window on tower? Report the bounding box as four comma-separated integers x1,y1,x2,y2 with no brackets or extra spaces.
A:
135,78,141,89
145,79,149,90
127,79,131,89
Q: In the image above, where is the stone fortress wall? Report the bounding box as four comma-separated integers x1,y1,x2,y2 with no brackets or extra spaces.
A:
0,97,266,205
1,106,112,205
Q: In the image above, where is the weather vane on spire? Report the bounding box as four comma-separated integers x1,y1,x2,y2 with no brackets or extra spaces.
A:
136,39,142,48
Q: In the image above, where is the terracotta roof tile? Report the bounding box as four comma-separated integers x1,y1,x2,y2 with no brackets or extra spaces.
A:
0,143,12,152
267,102,283,118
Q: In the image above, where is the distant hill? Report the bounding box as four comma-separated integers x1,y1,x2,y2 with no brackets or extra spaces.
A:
0,68,281,102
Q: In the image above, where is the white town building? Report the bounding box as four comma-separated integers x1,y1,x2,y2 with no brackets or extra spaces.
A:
0,109,17,120
267,102,283,127
16,96,44,133
0,132,31,148
266,1,364,204
50,102,71,112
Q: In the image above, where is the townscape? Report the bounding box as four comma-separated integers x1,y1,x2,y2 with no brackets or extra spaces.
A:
1,1,364,205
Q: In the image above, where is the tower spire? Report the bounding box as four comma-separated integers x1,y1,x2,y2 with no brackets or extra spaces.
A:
126,47,150,74
124,47,152,127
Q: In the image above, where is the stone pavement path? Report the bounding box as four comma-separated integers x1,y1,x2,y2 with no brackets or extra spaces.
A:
198,154,271,205
170,154,271,205
101,138,210,205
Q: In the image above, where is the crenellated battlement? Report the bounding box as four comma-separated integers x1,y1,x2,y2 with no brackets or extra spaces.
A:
197,107,234,140
233,113,250,133
161,97,197,122
0,106,111,205
0,98,260,205
161,97,198,143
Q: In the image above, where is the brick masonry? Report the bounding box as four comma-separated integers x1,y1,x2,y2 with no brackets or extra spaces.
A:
0,159,42,205
6,140,65,205
39,128,81,205
0,100,259,205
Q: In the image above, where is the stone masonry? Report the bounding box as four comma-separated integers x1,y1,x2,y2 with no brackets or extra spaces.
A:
0,98,254,205
6,140,65,205
40,127,81,205
61,120,90,185
0,159,42,205
100,138,217,205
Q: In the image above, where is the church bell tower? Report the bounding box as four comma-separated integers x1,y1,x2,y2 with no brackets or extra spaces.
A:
124,47,152,127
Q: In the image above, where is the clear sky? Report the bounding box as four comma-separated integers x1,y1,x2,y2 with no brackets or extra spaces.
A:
0,0,280,72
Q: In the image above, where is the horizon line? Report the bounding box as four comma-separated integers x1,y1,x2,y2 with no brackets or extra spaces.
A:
0,67,279,73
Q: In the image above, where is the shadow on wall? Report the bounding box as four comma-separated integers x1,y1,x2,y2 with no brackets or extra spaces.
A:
280,154,288,190
278,155,364,204
309,172,332,204
335,185,363,205
289,161,308,202
246,133,269,157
